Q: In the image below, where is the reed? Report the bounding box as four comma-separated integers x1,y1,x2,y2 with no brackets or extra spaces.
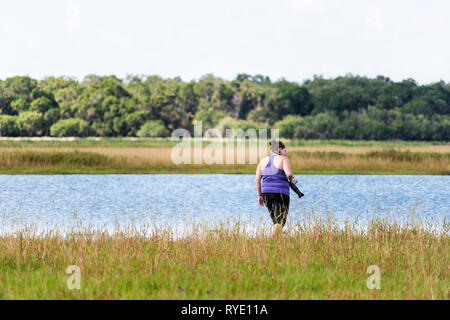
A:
0,215,447,299
0,147,448,174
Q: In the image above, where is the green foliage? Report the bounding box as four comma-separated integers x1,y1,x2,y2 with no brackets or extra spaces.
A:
10,98,30,114
1,76,37,99
17,111,44,136
273,115,305,139
274,80,313,117
125,111,148,137
0,115,19,136
30,96,54,114
274,113,339,139
136,120,169,137
42,108,61,135
216,116,267,136
247,107,272,124
194,108,229,131
50,118,96,137
0,74,448,140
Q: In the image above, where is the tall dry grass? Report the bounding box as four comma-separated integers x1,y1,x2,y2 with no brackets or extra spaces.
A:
0,216,447,299
0,147,448,174
288,149,450,174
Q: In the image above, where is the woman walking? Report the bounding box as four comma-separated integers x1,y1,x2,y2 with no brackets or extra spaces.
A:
255,141,297,237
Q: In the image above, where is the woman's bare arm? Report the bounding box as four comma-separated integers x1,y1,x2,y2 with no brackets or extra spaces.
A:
282,157,297,184
255,162,262,196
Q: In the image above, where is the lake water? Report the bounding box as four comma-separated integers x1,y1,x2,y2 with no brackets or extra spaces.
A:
0,174,448,234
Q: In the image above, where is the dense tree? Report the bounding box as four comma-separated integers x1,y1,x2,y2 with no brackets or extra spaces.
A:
0,74,448,140
1,76,37,99
273,80,313,117
247,107,272,124
42,108,61,135
194,108,229,132
16,111,43,136
0,115,19,136
10,98,30,115
137,120,169,137
30,96,54,114
50,118,95,137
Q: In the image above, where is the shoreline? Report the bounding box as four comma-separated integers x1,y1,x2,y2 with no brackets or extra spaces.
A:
0,170,447,175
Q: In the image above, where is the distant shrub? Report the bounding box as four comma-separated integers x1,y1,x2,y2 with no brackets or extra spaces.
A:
17,111,44,136
30,96,53,114
10,98,30,114
273,115,305,139
137,120,170,137
214,116,269,137
0,115,19,136
50,118,96,137
194,108,230,131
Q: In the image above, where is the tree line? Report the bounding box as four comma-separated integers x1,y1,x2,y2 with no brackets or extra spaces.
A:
0,73,448,140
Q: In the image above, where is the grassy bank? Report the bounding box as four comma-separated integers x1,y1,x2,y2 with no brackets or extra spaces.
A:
0,137,448,149
0,217,447,299
0,148,449,174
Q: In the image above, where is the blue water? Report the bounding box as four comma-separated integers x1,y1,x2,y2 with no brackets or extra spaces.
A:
0,174,448,233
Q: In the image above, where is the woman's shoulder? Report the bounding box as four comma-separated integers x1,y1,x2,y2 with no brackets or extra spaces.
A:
259,155,270,167
272,155,286,169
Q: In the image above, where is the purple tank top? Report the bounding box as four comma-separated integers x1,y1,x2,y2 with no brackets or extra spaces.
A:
261,154,290,196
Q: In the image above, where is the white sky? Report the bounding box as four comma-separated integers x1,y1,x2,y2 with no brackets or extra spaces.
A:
0,0,449,84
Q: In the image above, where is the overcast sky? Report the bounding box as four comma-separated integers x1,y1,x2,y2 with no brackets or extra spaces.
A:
0,0,449,84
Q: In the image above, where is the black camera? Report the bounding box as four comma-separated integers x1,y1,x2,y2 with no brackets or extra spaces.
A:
289,182,304,199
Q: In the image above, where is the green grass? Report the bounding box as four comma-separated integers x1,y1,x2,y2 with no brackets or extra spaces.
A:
286,139,449,147
0,216,447,299
0,137,178,148
0,138,447,148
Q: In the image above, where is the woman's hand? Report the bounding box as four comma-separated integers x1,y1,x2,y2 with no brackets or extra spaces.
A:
258,195,264,206
288,174,298,185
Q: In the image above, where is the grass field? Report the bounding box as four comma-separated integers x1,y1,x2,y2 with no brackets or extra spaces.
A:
0,137,449,149
0,137,449,174
0,216,447,299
